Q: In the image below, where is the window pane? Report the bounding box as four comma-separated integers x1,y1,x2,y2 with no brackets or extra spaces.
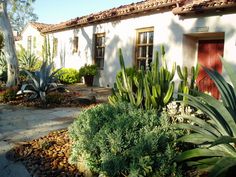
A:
101,36,105,45
148,46,153,58
139,32,147,44
138,46,146,58
96,37,103,46
96,48,104,58
149,32,154,44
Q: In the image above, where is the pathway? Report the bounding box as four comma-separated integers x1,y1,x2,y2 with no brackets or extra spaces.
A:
0,104,81,177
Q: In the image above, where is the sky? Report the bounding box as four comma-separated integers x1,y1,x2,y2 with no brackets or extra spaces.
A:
33,0,142,24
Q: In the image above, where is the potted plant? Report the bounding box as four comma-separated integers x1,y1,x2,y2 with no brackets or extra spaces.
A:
79,64,98,86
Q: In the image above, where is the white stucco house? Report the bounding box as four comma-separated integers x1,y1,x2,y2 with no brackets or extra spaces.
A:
19,0,236,96
16,22,51,57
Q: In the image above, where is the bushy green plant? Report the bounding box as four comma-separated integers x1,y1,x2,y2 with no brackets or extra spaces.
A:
116,67,138,79
79,64,98,77
175,58,236,177
17,61,61,104
69,102,185,177
57,68,81,84
109,46,176,111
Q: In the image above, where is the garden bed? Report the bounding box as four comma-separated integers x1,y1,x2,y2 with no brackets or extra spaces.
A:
0,84,110,108
9,129,82,177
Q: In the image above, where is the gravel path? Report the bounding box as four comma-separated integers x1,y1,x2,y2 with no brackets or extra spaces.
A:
0,104,81,177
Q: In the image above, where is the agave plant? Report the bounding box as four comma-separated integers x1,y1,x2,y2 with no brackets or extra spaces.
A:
17,61,61,103
175,58,236,177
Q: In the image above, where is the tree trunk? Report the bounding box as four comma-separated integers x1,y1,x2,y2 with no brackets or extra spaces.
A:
0,0,19,87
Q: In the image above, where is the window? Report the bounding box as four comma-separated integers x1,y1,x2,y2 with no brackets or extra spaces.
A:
73,36,78,53
94,33,105,69
27,36,32,52
53,37,58,57
135,27,154,70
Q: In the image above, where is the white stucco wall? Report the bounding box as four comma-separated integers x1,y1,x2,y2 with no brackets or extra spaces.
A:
18,24,45,57
48,11,236,87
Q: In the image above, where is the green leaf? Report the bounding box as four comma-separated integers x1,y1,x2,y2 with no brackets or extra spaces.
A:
221,57,236,92
177,133,216,145
209,157,236,177
210,136,236,148
175,148,227,162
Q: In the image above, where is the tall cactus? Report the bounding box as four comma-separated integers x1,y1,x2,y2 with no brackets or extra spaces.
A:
177,64,199,104
42,35,53,65
109,46,176,111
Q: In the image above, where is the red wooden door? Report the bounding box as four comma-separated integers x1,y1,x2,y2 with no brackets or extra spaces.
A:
196,40,224,99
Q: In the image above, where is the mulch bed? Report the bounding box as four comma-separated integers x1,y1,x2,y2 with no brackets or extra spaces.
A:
2,91,98,109
9,129,83,177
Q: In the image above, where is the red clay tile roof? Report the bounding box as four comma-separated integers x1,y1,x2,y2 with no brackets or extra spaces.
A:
30,22,52,32
173,0,236,15
42,0,181,33
39,0,236,33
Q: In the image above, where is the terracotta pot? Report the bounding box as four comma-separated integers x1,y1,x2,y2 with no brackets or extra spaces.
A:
84,75,94,86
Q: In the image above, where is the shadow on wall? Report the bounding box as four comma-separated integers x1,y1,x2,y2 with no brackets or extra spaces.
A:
81,26,96,64
60,45,66,68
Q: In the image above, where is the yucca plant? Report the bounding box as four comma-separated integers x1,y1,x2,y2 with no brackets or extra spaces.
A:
18,52,39,71
17,61,61,104
175,58,236,177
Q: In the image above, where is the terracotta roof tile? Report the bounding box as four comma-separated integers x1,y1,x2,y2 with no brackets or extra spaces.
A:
173,0,236,15
42,0,181,33
30,22,53,32
38,0,236,33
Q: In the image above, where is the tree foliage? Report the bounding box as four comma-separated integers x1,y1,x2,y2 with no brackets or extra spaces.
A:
7,0,38,33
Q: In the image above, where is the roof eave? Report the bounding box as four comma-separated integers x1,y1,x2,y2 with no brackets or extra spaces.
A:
42,1,179,34
173,3,236,15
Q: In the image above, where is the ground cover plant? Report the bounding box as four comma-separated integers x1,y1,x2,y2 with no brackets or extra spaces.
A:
69,101,186,177
175,58,236,177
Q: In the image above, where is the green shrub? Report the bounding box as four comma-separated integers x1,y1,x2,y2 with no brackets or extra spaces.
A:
57,68,81,84
79,64,98,77
69,102,185,177
116,67,138,79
